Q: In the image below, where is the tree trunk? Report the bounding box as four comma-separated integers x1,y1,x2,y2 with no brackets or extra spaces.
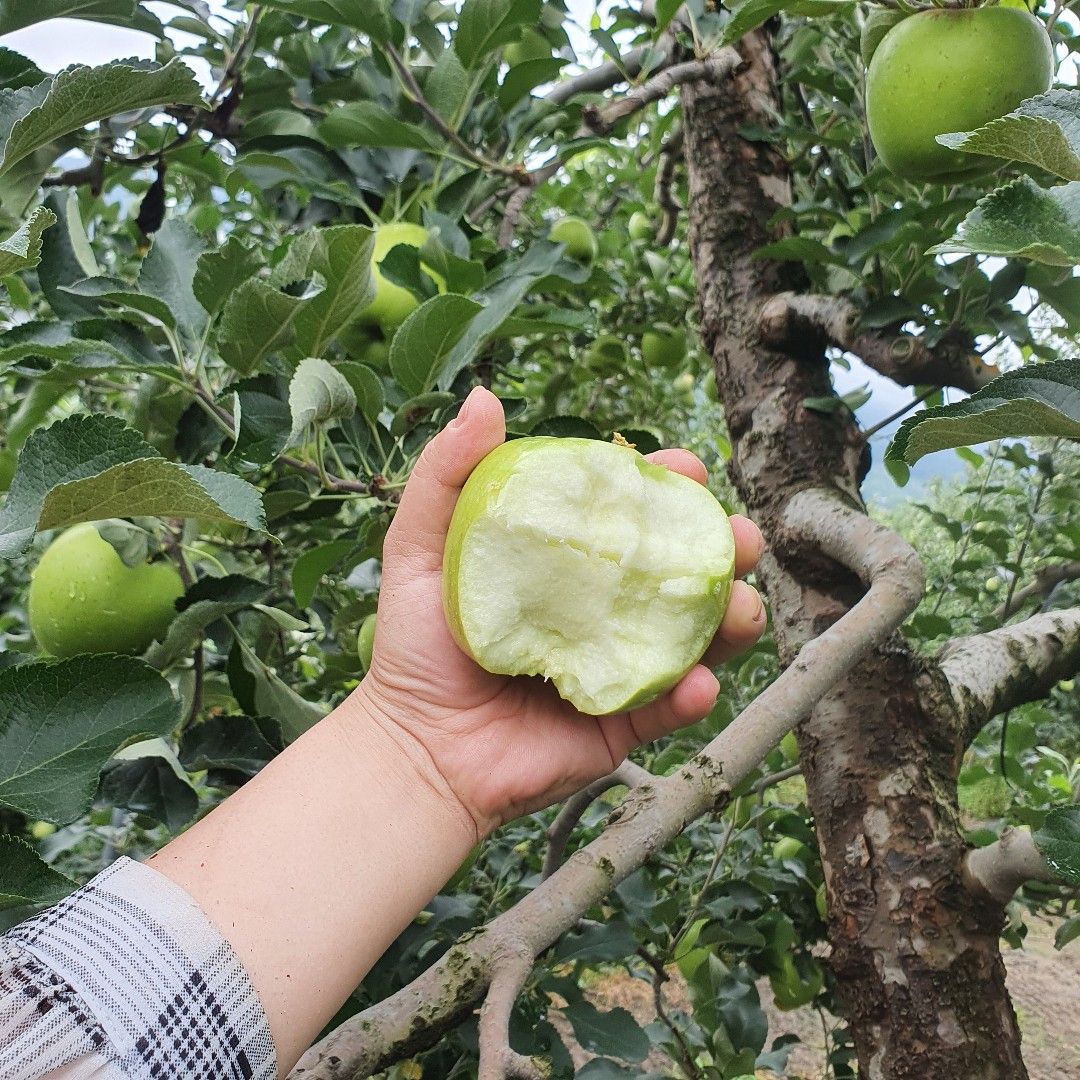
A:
680,32,1028,1080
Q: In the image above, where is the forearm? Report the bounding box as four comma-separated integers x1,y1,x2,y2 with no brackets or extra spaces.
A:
148,687,477,1074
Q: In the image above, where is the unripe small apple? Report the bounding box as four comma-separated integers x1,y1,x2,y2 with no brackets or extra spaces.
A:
357,613,377,673
628,212,652,242
642,328,688,371
585,334,627,375
1058,679,1076,693
360,223,446,332
673,371,695,395
549,216,598,265
984,577,1002,593
29,821,57,840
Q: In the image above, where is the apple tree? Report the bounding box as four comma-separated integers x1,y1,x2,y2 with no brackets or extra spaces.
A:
0,1,1079,1078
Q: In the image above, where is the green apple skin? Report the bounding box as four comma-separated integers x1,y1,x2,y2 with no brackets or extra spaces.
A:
1058,679,1075,693
443,438,735,716
772,836,806,863
585,334,628,375
642,328,687,370
30,820,57,840
628,212,652,242
549,216,598,265
985,577,1002,593
866,8,1054,182
504,30,549,65
357,613,377,673
360,223,446,332
29,523,184,657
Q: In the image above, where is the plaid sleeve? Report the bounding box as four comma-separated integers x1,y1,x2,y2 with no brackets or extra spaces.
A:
1,857,276,1080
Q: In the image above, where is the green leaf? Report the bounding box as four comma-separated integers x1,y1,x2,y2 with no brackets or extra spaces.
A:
144,575,269,670
0,321,144,374
218,278,307,375
230,633,324,742
564,1001,649,1064
0,836,76,912
498,57,568,111
0,0,161,36
291,540,356,609
256,0,389,41
0,655,180,823
426,48,469,124
929,177,1080,267
318,102,437,151
938,89,1080,182
0,414,266,557
0,59,203,178
390,294,482,396
337,362,385,423
722,0,851,46
194,235,263,315
100,737,198,831
886,357,1080,466
0,205,55,276
1033,807,1080,887
178,714,281,783
0,49,45,93
59,275,177,330
454,0,542,69
753,236,839,264
138,218,211,342
288,357,357,446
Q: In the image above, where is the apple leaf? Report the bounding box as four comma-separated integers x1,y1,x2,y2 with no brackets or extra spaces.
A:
0,0,162,36
0,320,156,374
218,278,308,375
99,737,198,831
287,357,357,446
255,0,390,41
721,0,852,46
0,205,55,276
230,633,324,742
0,836,76,912
454,0,542,70
390,294,483,396
937,89,1080,182
138,218,211,343
144,575,269,670
929,177,1080,267
0,59,202,178
886,356,1080,466
1033,807,1080,887
0,414,266,558
291,540,357,609
319,101,438,151
0,656,181,824
0,49,46,93
336,361,385,423
178,714,282,784
194,235,263,315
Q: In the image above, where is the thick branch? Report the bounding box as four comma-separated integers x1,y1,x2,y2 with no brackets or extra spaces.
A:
542,760,651,880
939,608,1080,743
654,125,684,248
963,827,1063,904
545,38,676,106
995,561,1080,621
289,489,923,1080
583,52,742,134
758,292,998,394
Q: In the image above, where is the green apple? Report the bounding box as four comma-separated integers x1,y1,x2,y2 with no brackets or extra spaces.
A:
984,577,1002,593
504,30,550,66
442,437,735,715
29,523,184,657
360,222,446,332
357,612,377,673
585,334,628,375
628,212,652,242
866,8,1054,182
29,821,57,840
673,371,695,396
1058,679,1076,693
769,953,824,1011
642,328,687,370
549,216,598,265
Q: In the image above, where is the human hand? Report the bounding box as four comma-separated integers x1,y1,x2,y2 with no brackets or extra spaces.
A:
351,387,767,839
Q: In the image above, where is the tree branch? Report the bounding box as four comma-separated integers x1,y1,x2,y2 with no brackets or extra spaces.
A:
545,37,676,107
542,760,651,881
477,945,544,1080
582,52,742,135
288,490,922,1080
995,561,1080,621
938,608,1080,744
655,125,684,248
758,292,999,394
963,827,1064,904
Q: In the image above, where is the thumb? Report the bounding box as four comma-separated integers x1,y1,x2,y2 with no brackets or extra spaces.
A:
382,387,505,577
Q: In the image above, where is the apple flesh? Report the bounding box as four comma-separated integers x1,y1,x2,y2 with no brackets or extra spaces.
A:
29,523,184,657
866,8,1054,182
443,438,735,716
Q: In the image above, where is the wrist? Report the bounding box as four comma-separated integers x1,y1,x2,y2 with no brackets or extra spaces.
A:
331,683,484,847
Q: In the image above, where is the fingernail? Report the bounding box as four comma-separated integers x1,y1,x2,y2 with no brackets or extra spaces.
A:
451,389,478,429
753,599,767,624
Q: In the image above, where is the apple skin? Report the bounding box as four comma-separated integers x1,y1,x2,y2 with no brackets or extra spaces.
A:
642,328,687,370
549,216,598,265
628,212,652,242
360,223,446,332
866,8,1054,182
1058,679,1075,693
29,523,184,657
30,821,57,840
585,334,627,375
984,577,1002,593
357,613,377,673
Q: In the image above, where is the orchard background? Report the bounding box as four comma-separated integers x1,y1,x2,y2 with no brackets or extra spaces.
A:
1,1,1079,1078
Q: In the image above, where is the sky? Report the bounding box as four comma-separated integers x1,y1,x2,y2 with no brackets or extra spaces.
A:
3,3,982,501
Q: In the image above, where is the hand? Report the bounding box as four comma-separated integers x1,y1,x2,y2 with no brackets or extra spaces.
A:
353,387,767,838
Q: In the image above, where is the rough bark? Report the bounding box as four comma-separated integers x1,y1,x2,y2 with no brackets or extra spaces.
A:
681,33,1028,1080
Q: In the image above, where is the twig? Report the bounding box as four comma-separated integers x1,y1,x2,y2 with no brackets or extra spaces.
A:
639,948,700,1077
861,387,939,441
751,764,801,794
542,760,651,880
655,125,684,247
545,37,677,107
995,561,1080,622
477,946,544,1080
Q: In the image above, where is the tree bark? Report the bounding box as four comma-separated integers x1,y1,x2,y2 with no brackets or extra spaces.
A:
681,32,1028,1080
